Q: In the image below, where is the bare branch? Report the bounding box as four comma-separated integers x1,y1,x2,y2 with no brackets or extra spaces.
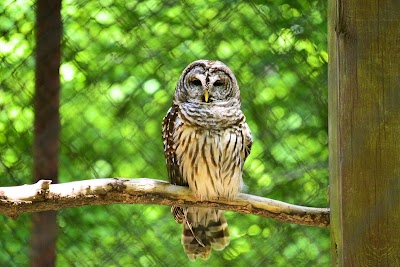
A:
0,178,329,227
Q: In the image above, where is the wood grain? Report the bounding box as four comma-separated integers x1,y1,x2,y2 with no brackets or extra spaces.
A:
329,0,400,265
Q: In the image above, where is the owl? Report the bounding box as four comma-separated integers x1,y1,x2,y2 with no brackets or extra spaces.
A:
162,60,252,261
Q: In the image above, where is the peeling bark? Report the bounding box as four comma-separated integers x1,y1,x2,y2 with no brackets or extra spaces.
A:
0,178,329,227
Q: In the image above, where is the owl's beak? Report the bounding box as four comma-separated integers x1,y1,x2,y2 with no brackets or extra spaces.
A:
204,89,209,103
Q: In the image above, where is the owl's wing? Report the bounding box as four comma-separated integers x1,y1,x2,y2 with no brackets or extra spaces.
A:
162,104,187,186
163,104,187,224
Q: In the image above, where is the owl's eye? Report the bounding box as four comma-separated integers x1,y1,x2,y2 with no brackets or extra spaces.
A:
191,79,202,86
213,80,224,87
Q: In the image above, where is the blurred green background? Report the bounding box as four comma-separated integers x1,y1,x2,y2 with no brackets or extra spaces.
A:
0,0,329,266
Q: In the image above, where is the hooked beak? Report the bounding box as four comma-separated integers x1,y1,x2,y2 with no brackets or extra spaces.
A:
204,89,209,103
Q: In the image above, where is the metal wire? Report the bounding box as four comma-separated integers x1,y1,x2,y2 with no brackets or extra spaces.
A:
0,0,329,266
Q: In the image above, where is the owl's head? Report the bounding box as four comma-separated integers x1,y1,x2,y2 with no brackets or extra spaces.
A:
174,60,241,104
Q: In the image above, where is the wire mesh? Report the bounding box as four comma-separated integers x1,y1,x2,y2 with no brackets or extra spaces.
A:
0,0,329,266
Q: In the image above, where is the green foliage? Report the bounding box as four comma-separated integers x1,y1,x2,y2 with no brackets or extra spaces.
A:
0,0,328,266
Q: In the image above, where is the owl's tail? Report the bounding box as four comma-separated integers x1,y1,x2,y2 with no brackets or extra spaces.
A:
178,207,230,261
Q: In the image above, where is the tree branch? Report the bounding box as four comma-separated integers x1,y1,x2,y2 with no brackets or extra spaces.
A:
0,178,330,227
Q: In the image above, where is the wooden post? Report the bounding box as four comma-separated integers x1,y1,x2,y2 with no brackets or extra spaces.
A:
329,0,400,266
32,0,61,266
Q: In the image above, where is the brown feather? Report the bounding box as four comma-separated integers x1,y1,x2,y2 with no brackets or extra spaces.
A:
162,60,252,260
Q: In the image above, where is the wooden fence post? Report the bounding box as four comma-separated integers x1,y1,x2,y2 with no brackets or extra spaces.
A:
31,0,62,266
328,0,400,266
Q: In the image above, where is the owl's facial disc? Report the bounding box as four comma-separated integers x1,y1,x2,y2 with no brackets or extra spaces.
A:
184,70,209,103
206,72,232,102
181,63,236,104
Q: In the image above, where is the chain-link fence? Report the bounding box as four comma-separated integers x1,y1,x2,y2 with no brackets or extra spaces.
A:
1,0,329,266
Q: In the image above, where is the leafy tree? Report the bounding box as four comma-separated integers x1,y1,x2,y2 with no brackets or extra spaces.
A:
0,0,328,266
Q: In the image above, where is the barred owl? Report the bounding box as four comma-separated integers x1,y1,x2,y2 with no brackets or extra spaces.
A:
162,60,252,261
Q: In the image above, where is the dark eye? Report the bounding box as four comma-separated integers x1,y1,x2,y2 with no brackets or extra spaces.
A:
213,80,224,86
192,79,202,86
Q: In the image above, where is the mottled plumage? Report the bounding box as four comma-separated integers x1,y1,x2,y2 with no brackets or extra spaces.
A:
162,60,252,261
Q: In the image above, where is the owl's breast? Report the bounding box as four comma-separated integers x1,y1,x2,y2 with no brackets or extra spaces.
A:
178,101,244,129
174,124,245,200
